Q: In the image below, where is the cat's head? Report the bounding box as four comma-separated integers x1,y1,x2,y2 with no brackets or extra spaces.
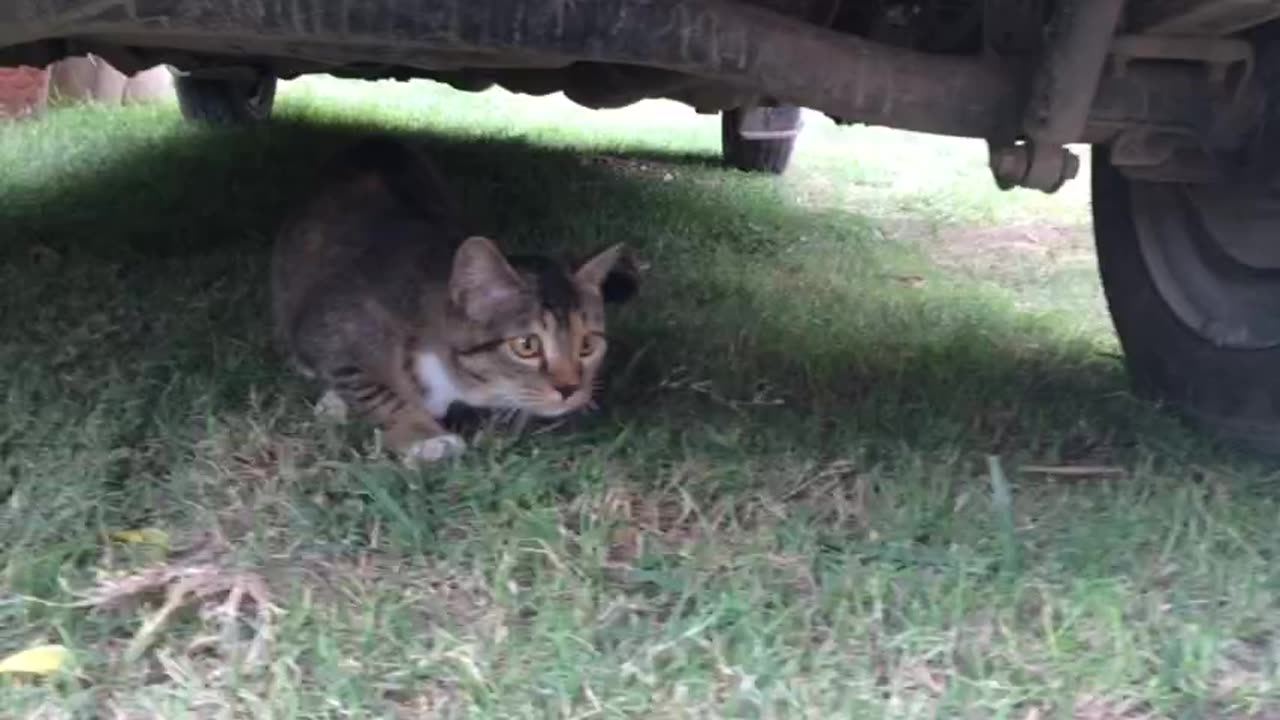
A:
447,236,638,417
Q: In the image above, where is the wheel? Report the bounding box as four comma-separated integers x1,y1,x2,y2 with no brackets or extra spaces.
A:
174,70,276,125
1092,145,1280,452
721,105,802,174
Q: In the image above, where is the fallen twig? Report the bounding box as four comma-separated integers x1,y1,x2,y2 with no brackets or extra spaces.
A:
1020,464,1126,477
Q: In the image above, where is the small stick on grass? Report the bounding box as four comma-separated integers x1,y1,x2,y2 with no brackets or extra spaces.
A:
987,455,1022,576
1020,464,1126,477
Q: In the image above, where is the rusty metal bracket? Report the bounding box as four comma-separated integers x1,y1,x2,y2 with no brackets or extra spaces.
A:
1022,0,1127,146
990,0,1123,193
995,18,1264,190
989,140,1080,192
1106,35,1260,183
1131,0,1280,36
1111,34,1254,102
1109,128,1221,182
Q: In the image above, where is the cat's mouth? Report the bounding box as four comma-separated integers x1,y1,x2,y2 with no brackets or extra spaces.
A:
521,392,591,418
491,385,593,418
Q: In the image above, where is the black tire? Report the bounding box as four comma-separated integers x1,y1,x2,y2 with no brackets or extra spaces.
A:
1092,145,1280,453
721,105,802,175
174,71,276,125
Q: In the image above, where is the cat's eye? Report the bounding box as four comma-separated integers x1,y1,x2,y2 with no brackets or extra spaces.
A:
508,334,543,359
580,334,603,357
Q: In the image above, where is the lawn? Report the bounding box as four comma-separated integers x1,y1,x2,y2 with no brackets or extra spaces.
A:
2,77,1279,719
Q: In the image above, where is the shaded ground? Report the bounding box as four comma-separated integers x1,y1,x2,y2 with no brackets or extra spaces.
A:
1,79,1278,719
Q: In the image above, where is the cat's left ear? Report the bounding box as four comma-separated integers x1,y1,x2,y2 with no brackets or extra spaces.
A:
450,235,529,322
575,243,639,305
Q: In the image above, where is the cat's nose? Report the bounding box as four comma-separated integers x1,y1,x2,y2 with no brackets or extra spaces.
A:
554,383,580,399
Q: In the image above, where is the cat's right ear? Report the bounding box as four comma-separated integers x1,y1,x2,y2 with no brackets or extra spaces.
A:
449,236,527,322
575,243,640,305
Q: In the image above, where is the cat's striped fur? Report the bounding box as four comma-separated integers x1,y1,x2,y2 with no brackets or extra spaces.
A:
271,137,635,462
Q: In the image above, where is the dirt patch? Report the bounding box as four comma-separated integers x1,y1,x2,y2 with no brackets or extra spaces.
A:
916,221,1095,281
579,153,679,181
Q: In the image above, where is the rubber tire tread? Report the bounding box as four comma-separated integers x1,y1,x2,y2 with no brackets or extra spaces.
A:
721,107,799,175
1092,145,1280,454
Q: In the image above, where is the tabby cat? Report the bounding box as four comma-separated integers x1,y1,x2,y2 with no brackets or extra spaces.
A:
271,137,636,463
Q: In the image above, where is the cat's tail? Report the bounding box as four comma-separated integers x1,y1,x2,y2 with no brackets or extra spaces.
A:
319,134,462,223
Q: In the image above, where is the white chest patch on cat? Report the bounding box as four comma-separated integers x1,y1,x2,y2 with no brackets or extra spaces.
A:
415,352,466,418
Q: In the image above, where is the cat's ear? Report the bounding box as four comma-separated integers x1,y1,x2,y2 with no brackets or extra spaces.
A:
575,243,638,304
450,236,527,322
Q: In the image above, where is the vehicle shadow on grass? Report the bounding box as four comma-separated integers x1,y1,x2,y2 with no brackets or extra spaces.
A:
8,115,1280,720
0,117,1234,489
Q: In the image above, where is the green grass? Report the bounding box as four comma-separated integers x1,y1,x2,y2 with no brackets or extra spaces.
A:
2,76,1280,719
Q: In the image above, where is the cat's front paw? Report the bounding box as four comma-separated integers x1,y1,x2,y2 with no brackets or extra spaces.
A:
314,390,349,423
402,434,467,464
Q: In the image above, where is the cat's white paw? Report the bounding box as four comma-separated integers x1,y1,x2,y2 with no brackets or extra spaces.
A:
402,434,467,464
313,390,348,423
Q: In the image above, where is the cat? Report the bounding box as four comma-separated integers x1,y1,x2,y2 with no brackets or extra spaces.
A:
270,136,637,463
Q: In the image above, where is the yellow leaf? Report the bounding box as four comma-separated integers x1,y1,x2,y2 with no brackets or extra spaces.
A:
109,528,170,549
0,645,70,675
